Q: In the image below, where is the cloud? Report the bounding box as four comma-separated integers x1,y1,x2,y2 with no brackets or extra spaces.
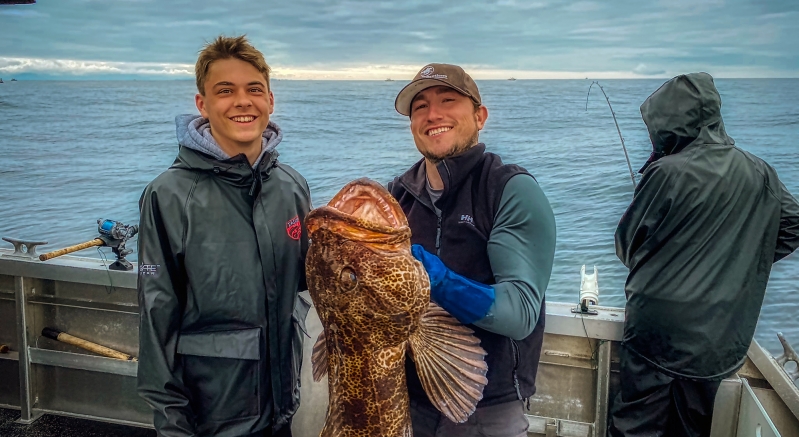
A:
632,64,666,76
0,56,649,80
0,0,796,79
131,19,217,28
0,57,193,76
657,0,725,15
495,0,548,10
408,31,436,40
757,11,794,20
568,25,634,42
0,9,44,17
564,1,602,12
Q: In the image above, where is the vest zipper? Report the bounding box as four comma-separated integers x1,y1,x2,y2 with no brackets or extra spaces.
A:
398,180,434,211
435,161,452,257
397,180,442,255
435,212,443,256
441,161,452,189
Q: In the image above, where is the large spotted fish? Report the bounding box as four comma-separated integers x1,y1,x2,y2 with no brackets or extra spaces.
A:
305,178,489,437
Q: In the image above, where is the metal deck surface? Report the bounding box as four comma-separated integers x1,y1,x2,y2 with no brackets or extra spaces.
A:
0,408,154,437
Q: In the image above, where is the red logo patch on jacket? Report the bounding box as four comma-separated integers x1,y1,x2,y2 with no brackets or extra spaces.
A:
286,216,301,240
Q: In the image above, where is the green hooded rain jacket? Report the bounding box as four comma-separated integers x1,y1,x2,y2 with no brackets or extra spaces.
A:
616,72,799,380
137,143,311,436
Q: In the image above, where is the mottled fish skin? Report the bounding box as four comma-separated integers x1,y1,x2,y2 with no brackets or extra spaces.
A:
306,178,427,437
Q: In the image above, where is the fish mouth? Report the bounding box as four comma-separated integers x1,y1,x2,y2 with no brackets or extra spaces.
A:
329,178,406,229
307,178,410,243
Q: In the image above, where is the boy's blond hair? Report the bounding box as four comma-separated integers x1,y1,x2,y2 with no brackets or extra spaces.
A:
195,35,271,95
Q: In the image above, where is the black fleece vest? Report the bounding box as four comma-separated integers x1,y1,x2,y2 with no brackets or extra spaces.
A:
389,144,546,408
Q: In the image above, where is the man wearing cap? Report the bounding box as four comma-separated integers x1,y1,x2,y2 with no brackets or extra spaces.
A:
387,63,557,436
610,72,799,437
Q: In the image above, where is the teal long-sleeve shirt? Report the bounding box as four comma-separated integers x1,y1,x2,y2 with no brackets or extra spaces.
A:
473,174,556,340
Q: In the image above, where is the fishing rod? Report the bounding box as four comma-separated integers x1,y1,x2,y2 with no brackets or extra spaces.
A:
585,81,637,190
38,219,138,271
574,82,638,363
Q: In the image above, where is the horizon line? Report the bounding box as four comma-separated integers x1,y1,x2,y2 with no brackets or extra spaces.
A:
3,58,798,81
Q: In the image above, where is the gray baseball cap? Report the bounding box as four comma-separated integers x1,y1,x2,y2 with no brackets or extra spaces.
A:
394,63,482,116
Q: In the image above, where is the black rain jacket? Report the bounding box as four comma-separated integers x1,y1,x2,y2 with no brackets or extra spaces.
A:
616,72,799,380
137,146,311,436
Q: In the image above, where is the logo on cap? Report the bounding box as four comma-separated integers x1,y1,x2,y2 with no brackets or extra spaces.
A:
420,65,447,80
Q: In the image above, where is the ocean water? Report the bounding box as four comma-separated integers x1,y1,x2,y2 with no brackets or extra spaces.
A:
1,79,797,356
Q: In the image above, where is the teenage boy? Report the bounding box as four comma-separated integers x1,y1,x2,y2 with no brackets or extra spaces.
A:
137,35,311,437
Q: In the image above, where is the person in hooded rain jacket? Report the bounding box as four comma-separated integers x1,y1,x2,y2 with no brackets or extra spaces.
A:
609,72,799,437
137,35,311,437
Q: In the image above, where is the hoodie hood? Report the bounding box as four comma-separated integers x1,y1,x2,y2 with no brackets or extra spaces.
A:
638,72,734,173
175,114,283,168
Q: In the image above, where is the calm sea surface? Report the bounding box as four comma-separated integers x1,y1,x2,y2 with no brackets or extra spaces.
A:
1,79,797,355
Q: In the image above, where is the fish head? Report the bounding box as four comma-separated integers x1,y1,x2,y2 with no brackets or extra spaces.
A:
306,178,430,349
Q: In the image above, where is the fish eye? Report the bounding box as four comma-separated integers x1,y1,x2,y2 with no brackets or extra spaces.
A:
339,267,358,291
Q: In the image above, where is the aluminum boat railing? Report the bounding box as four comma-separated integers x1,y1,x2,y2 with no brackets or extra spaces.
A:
1,247,797,436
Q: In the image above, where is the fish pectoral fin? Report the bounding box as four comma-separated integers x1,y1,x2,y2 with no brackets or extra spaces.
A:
408,302,489,424
312,330,329,382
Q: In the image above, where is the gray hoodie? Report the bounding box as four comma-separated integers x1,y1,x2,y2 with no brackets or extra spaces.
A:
175,114,283,168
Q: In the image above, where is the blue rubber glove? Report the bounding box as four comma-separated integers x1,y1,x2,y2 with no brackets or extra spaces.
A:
411,244,495,325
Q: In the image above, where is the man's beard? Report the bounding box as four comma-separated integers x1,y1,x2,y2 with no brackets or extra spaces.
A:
421,130,479,164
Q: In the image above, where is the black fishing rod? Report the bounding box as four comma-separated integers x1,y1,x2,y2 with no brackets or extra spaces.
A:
573,81,640,356
586,81,638,190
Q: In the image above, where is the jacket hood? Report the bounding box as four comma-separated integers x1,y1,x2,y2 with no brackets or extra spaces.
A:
175,114,283,168
172,115,281,193
638,72,734,173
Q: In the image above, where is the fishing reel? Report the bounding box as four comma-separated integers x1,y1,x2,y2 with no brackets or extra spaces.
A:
38,219,139,271
97,219,138,271
98,219,137,242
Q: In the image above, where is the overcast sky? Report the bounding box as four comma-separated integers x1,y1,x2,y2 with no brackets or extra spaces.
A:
1,0,797,80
